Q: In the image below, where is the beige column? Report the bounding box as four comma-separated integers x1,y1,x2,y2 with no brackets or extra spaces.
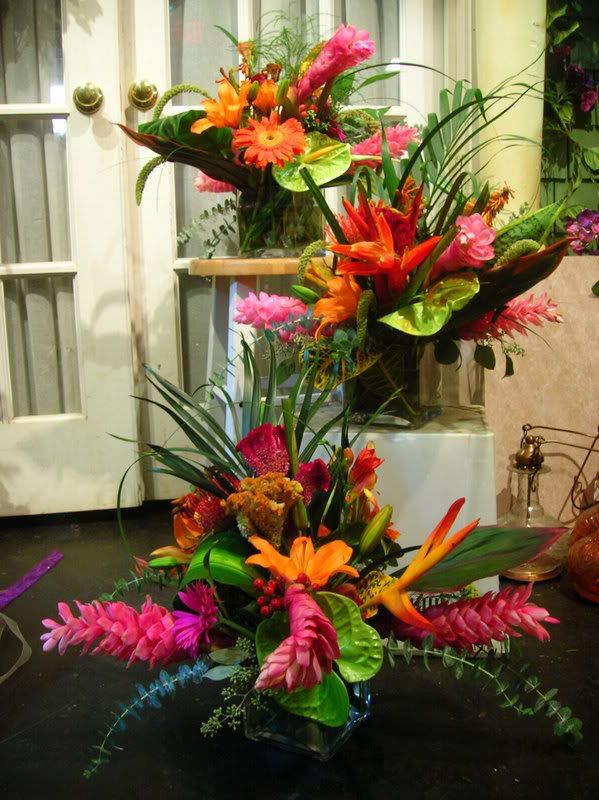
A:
473,0,547,211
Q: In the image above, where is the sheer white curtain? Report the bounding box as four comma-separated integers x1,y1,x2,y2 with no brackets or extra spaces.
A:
0,0,79,417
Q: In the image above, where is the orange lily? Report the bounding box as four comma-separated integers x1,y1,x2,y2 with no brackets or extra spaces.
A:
313,274,362,338
361,498,479,629
191,79,251,134
252,79,279,114
246,535,359,585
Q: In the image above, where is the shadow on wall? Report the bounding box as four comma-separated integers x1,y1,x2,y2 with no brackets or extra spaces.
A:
485,255,599,524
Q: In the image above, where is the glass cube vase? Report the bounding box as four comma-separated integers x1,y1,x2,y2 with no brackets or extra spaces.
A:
243,682,371,761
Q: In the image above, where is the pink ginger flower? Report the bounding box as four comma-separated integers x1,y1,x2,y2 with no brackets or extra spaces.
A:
41,596,183,668
194,170,235,193
351,124,419,169
237,422,290,476
431,213,496,279
255,584,340,691
234,291,308,334
296,458,331,505
459,292,562,342
172,581,219,657
297,24,375,101
394,584,559,653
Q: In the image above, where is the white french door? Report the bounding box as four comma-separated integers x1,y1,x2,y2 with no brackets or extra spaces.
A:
0,0,141,514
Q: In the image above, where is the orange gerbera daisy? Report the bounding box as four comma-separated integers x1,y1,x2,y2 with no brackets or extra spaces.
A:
191,79,251,134
313,274,362,338
360,498,479,628
233,112,307,169
246,535,359,586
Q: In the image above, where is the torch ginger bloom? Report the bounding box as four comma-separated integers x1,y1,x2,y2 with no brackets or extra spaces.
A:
360,498,479,629
430,213,495,279
351,124,419,169
255,584,340,691
297,24,375,101
191,78,251,134
233,112,307,169
394,584,559,652
234,291,308,332
247,535,359,585
458,292,563,342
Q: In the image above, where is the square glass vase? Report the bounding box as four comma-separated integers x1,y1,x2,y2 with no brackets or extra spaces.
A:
243,681,371,761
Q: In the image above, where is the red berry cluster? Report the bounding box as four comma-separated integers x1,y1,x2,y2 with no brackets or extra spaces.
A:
253,574,320,617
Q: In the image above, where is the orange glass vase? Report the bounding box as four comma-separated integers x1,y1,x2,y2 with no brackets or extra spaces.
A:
567,504,599,603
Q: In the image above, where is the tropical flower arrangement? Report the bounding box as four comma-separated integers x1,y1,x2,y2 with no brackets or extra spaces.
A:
121,22,417,256
40,350,582,776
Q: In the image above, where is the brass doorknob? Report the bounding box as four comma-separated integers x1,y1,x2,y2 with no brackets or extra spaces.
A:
128,80,159,111
72,82,104,115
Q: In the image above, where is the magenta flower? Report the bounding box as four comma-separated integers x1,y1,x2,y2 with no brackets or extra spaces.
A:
580,87,598,113
459,292,562,342
194,170,235,193
351,124,419,169
394,584,559,652
234,291,307,331
172,582,219,657
565,208,599,254
297,24,375,101
236,422,290,476
296,459,331,505
255,584,340,691
431,213,496,279
41,596,183,668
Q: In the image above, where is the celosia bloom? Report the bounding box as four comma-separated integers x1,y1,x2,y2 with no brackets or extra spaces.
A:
191,79,251,134
313,274,362,338
234,291,308,332
296,459,331,505
172,582,219,656
458,292,562,342
297,24,375,101
430,213,496,279
255,584,340,691
233,112,307,169
351,124,419,169
394,584,559,651
224,474,303,547
194,170,235,193
247,535,359,585
41,596,182,668
236,423,290,476
348,442,383,496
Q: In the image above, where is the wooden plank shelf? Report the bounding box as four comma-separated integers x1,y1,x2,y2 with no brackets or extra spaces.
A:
189,257,300,277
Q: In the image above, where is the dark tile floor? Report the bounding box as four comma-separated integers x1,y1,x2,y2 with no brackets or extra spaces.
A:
0,503,597,800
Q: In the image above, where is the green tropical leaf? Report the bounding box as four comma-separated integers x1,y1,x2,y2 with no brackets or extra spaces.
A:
273,132,351,191
412,526,566,591
255,613,350,727
182,529,260,596
380,274,479,336
139,110,233,156
147,556,185,569
474,343,496,370
582,146,599,172
316,592,383,683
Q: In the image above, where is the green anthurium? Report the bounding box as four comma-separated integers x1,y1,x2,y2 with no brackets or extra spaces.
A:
411,525,565,592
272,132,351,192
316,592,383,683
182,529,259,596
255,613,350,727
379,273,480,336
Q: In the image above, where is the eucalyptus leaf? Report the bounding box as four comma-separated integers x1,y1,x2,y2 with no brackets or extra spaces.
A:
204,665,240,681
379,274,480,336
273,132,351,191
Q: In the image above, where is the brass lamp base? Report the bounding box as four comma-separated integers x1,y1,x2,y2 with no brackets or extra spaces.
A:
501,556,564,583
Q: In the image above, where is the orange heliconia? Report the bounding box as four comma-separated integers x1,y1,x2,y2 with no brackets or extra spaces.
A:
191,79,251,134
246,535,359,585
313,274,362,338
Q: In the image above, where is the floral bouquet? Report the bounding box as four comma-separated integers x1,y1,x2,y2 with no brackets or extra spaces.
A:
120,22,418,256
40,350,582,775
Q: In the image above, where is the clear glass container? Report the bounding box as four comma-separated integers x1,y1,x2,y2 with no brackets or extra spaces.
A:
499,467,570,581
243,681,371,761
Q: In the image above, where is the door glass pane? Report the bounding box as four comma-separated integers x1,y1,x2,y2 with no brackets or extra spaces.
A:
335,0,401,106
0,117,70,263
169,0,239,105
253,0,320,35
175,164,237,259
3,275,81,416
0,0,64,104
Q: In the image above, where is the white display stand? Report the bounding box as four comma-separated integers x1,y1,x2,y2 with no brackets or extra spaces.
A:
323,406,499,595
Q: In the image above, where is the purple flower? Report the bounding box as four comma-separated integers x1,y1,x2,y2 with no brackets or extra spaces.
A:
173,582,218,656
580,87,598,112
566,63,586,90
565,209,599,255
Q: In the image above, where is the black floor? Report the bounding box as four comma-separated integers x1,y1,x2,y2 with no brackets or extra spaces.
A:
1,503,597,799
